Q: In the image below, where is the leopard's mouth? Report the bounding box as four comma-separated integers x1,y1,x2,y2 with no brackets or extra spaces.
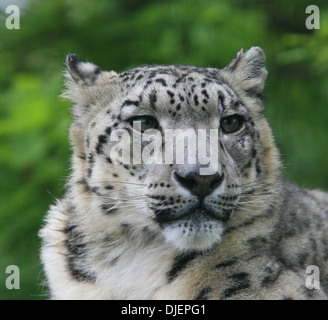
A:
154,206,233,225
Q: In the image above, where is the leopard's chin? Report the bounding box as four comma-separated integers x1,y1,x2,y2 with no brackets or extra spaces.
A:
161,212,225,251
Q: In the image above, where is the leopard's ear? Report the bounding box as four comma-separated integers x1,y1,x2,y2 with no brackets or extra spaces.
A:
66,54,103,86
62,54,118,105
62,55,118,155
224,46,267,95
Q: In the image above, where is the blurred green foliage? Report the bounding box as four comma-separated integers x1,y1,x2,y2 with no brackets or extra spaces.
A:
0,0,327,299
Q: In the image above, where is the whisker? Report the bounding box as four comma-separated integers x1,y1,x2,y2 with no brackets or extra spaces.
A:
239,192,276,199
241,180,270,187
81,194,149,200
89,180,147,186
240,187,279,197
153,202,168,213
241,183,271,191
241,198,275,205
97,195,149,200
234,205,256,215
238,201,272,207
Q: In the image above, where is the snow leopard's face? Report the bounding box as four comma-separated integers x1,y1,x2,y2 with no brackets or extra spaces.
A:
65,47,279,251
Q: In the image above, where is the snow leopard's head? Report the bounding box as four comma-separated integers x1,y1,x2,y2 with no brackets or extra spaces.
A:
64,47,279,251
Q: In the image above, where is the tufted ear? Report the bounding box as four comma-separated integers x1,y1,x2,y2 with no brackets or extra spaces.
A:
62,54,118,156
224,47,267,96
62,54,118,106
66,54,104,86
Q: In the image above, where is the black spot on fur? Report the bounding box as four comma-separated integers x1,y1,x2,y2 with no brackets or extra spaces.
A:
95,144,102,155
215,258,237,269
64,224,96,282
149,90,157,110
109,255,121,266
194,95,199,106
242,160,252,171
90,186,103,196
303,286,318,298
155,78,167,86
141,226,158,246
122,100,139,107
100,204,118,215
251,148,257,158
261,264,282,287
256,158,262,175
167,90,174,98
105,127,112,136
120,223,135,240
76,153,86,160
86,153,95,177
247,236,268,252
76,179,89,193
167,252,203,282
195,286,213,300
98,135,107,144
96,135,107,154
201,89,209,99
218,91,225,105
221,272,250,299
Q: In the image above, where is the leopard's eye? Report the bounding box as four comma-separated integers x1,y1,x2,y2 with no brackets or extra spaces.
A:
128,116,159,133
220,115,244,134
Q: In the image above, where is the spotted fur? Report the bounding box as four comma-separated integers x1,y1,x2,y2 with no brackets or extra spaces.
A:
39,48,328,299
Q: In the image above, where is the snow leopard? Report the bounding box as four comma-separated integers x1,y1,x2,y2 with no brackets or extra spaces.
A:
39,47,328,299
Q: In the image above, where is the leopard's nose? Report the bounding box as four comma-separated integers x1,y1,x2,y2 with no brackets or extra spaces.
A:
173,170,224,202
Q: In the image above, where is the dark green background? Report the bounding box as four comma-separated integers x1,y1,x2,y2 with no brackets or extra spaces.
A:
0,0,327,299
